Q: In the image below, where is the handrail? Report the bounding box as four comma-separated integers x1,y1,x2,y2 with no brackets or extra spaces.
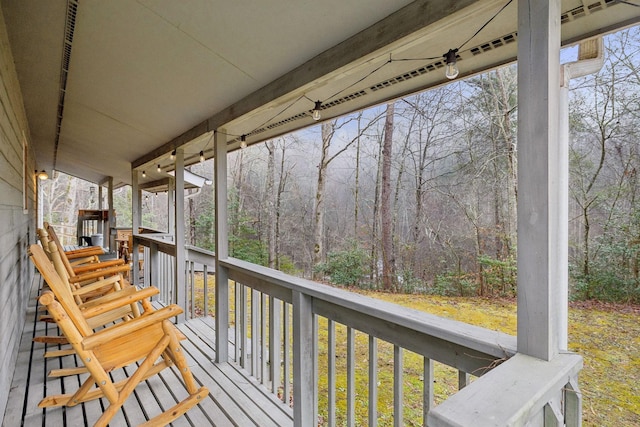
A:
428,352,583,426
130,242,578,426
221,257,516,373
134,233,175,256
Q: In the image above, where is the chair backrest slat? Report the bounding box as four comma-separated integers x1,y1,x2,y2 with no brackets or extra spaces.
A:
46,224,78,277
29,244,93,337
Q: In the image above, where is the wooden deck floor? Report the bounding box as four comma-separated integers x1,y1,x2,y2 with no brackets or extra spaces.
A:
3,275,293,427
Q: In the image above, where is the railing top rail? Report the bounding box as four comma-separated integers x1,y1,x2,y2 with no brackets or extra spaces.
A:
133,234,176,256
185,245,216,267
220,257,517,362
428,352,583,426
184,245,216,257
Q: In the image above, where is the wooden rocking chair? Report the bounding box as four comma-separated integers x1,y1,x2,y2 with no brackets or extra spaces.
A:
40,226,127,279
29,244,208,426
31,242,148,372
42,222,104,261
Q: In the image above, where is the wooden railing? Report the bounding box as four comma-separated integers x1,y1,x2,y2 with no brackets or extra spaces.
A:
134,236,581,427
133,235,215,316
219,258,520,427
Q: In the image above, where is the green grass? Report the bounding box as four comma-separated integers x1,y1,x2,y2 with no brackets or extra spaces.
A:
191,275,640,426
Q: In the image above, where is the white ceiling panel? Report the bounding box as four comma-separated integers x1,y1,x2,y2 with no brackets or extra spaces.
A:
2,0,639,187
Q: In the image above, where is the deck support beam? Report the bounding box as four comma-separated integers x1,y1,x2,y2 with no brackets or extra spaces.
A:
174,149,186,322
215,130,229,363
292,290,314,427
107,177,115,252
516,0,563,361
132,169,141,286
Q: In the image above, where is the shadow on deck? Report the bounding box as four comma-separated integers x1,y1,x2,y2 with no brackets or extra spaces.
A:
3,275,293,427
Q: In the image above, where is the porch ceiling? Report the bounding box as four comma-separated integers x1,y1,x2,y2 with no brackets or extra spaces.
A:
2,0,639,187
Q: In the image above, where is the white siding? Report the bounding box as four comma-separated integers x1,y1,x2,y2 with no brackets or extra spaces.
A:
0,5,36,424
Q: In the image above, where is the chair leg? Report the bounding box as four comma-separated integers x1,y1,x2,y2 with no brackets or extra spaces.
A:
138,386,208,427
48,366,87,377
163,321,199,394
39,360,173,408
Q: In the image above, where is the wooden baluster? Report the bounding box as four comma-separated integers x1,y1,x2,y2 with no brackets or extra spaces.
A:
394,345,403,427
368,336,378,427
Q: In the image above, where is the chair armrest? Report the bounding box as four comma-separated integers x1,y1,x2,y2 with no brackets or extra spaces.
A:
82,304,183,350
73,274,124,296
69,264,131,283
72,259,125,274
69,255,100,266
65,248,104,258
80,286,159,319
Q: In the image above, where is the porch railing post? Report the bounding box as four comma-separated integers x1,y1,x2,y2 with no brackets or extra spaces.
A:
149,241,159,299
131,169,142,287
292,290,314,427
214,129,229,363
516,0,562,361
174,148,186,322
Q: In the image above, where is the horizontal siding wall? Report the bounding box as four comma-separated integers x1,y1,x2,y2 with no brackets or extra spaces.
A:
0,4,36,425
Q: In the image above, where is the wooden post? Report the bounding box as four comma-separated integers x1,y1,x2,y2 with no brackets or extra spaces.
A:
98,185,103,234
269,296,281,395
132,169,141,286
174,148,186,323
292,290,314,427
149,241,159,296
167,177,175,236
108,176,115,252
516,0,562,361
214,130,229,363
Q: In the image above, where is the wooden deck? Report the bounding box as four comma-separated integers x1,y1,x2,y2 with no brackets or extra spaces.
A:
2,275,293,427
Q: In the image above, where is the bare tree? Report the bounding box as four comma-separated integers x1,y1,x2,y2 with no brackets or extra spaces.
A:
380,103,397,291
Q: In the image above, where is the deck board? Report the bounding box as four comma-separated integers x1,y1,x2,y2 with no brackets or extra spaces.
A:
3,277,293,427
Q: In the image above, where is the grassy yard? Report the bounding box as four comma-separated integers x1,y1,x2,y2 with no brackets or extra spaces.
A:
193,276,640,426
363,291,640,427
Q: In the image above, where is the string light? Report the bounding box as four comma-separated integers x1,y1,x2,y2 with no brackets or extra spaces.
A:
142,170,146,178
145,1,511,154
312,101,322,121
444,49,459,80
157,164,162,173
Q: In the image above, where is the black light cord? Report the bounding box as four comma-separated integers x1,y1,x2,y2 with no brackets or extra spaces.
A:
236,0,514,139
457,0,514,51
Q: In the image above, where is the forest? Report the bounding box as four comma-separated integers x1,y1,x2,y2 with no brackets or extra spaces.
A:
42,26,640,304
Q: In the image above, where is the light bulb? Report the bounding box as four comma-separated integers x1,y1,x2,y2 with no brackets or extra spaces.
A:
170,150,176,160
142,170,146,178
199,150,205,163
312,101,322,121
157,164,161,173
445,63,459,80
444,49,459,80
240,135,247,149
37,170,48,180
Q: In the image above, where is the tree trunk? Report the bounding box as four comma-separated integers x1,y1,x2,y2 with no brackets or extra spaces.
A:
354,118,361,238
275,141,288,270
266,141,277,269
381,103,396,291
188,197,196,245
313,122,333,279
